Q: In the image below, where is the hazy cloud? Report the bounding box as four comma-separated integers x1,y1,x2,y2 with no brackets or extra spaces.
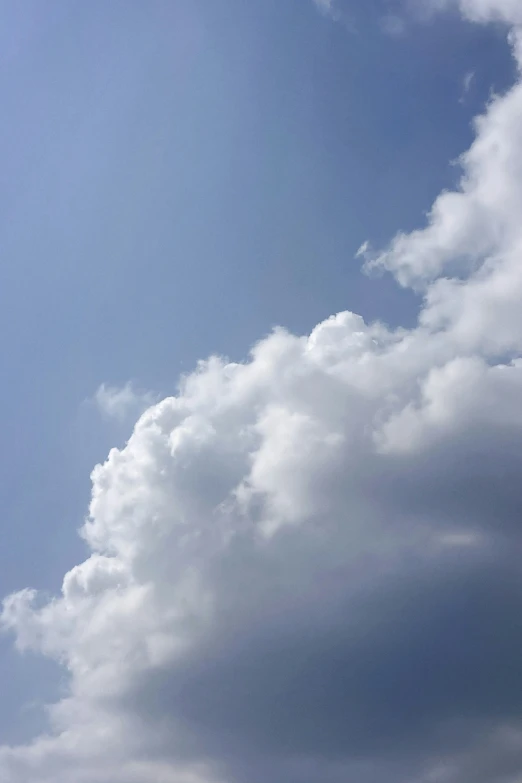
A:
459,69,475,101
93,382,156,422
380,13,407,37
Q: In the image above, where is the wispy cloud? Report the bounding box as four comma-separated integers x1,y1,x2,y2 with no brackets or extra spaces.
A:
93,382,156,422
380,13,407,37
311,0,357,30
460,69,476,102
313,0,336,16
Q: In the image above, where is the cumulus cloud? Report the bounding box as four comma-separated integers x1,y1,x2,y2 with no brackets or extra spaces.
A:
365,39,522,292
3,3,522,783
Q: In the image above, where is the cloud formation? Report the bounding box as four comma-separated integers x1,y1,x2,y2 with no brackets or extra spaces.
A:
93,382,156,422
435,0,522,25
3,3,522,782
459,70,475,102
313,0,335,13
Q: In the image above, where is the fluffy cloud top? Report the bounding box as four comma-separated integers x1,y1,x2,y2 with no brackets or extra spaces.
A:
3,3,522,782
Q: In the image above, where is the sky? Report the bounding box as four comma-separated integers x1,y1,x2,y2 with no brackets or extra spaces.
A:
1,0,522,781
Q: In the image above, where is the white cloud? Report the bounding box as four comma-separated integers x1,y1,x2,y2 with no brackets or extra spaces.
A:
312,0,336,16
311,0,357,30
459,69,475,102
455,0,522,25
3,3,522,783
397,0,522,31
364,37,522,294
93,382,156,422
463,69,475,91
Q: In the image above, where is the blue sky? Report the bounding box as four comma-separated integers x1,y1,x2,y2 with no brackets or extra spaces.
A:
1,2,522,780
